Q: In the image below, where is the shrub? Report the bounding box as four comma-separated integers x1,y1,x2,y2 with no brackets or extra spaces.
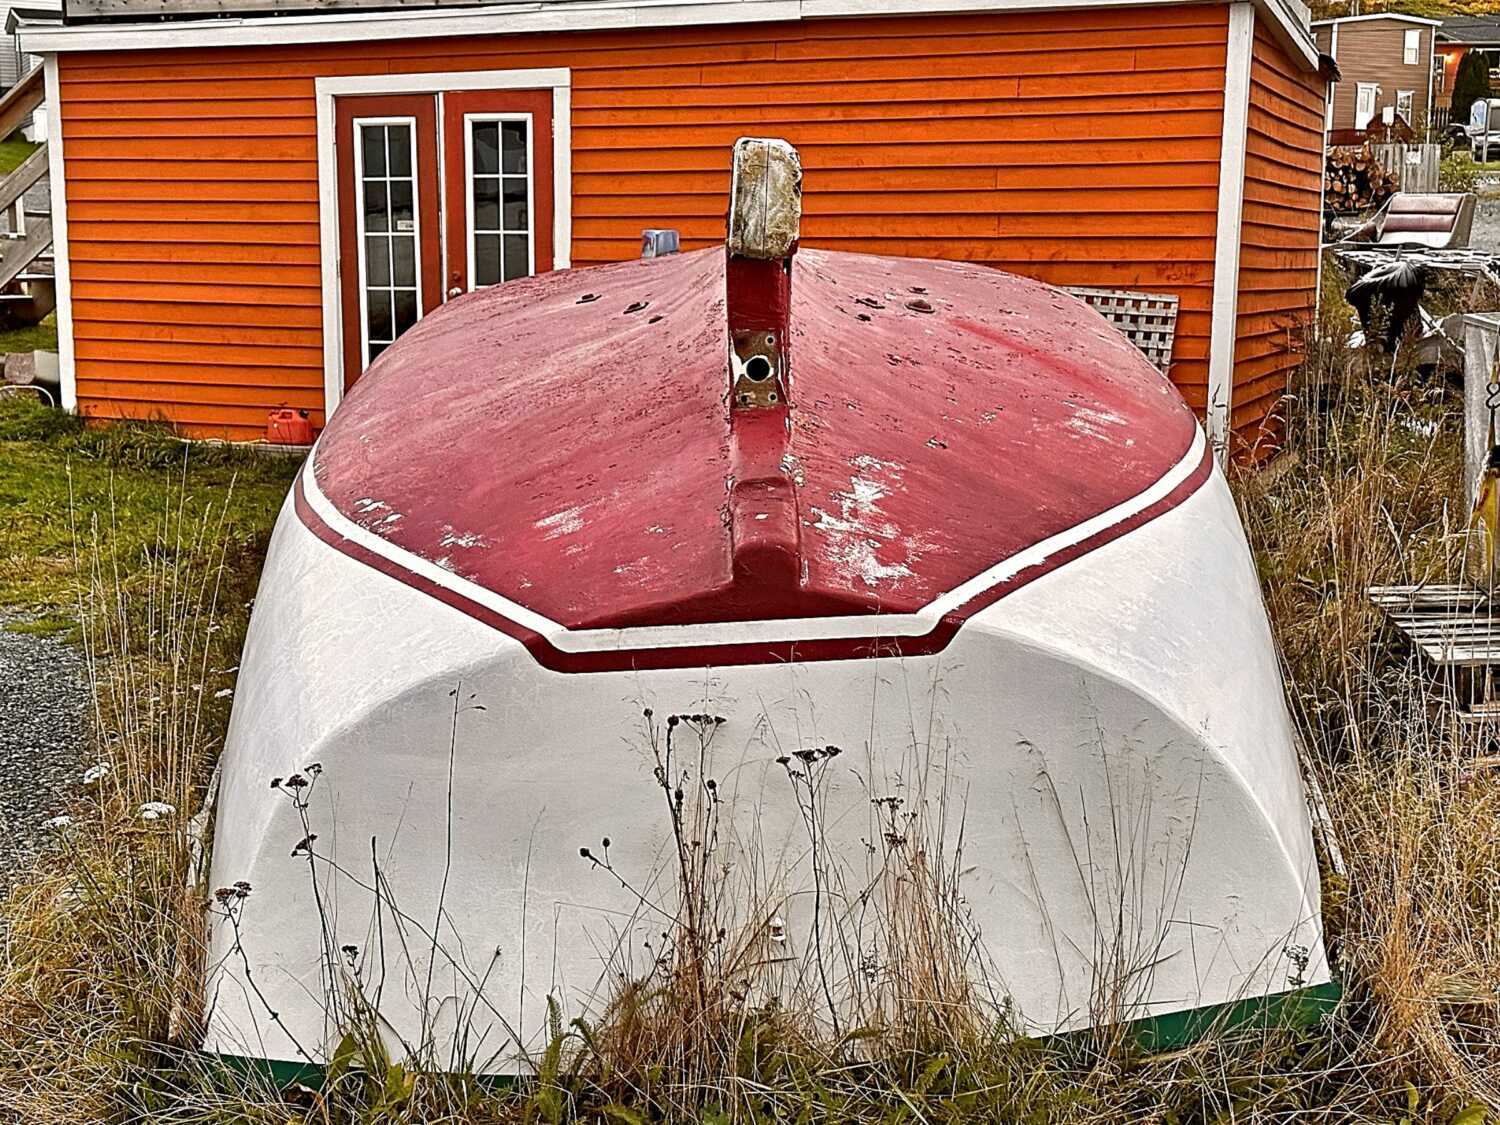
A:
1441,148,1481,193
1452,50,1492,133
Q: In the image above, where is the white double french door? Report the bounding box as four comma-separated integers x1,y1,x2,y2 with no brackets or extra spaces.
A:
335,89,556,389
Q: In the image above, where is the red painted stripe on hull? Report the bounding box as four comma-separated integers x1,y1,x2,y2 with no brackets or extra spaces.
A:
293,443,1213,674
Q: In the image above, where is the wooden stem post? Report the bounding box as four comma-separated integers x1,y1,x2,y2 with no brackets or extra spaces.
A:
725,137,803,597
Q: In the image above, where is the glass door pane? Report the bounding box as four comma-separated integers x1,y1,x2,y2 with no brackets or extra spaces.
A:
440,88,554,298
467,116,533,289
356,119,423,365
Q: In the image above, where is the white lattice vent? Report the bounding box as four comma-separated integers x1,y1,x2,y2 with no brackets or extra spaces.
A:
1065,286,1180,375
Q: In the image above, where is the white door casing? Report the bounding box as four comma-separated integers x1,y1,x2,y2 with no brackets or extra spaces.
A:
463,111,537,292
1356,82,1379,130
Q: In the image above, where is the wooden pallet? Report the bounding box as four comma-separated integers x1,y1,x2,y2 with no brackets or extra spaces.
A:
1457,699,1500,725
1368,583,1490,612
1369,583,1500,669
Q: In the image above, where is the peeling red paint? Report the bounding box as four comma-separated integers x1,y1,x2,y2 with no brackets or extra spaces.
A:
312,245,1198,633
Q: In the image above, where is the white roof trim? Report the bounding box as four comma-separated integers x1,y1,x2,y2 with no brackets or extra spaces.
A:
19,0,1319,70
1312,13,1442,26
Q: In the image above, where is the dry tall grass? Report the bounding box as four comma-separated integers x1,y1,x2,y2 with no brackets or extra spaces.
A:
1229,300,1500,1119
4,287,1500,1120
0,471,265,1122
553,715,1009,1120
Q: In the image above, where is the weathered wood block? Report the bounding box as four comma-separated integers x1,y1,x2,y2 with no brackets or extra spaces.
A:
3,349,34,386
727,137,801,261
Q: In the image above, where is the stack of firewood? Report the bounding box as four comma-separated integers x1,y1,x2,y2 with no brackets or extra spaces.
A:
1325,144,1400,213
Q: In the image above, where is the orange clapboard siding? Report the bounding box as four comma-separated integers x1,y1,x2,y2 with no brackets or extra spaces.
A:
78,398,322,432
72,299,324,327
83,379,327,406
59,5,1233,440
1230,22,1324,450
81,359,324,387
69,262,322,289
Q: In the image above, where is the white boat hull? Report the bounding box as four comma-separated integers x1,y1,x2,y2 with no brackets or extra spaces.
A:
202,456,1329,1070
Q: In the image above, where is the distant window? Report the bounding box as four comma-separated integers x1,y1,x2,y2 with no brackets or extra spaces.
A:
1404,28,1422,65
1397,89,1414,123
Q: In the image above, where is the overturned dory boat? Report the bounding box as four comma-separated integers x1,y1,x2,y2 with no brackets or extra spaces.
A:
203,140,1331,1075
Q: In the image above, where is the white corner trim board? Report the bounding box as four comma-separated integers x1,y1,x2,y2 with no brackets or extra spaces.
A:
1426,28,1436,134
315,86,338,419
21,0,1318,70
1207,0,1254,458
315,68,573,419
41,55,74,413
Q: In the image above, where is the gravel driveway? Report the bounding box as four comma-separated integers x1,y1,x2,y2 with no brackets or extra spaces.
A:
0,618,86,882
1471,190,1500,255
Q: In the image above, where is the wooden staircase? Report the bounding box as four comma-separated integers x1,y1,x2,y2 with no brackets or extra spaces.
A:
0,68,53,324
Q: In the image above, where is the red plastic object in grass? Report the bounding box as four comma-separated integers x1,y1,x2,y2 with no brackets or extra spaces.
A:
267,408,314,446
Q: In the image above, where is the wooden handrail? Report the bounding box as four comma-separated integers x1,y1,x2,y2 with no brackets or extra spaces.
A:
0,216,50,290
0,144,47,216
0,67,43,144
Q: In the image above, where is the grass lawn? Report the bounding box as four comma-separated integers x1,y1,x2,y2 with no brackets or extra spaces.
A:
0,399,299,633
0,137,38,178
0,310,58,356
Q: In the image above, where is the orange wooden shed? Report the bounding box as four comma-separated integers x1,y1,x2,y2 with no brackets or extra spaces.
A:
20,0,1326,455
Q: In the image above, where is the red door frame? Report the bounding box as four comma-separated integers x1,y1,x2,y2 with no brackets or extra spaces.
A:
335,94,443,392
441,89,556,296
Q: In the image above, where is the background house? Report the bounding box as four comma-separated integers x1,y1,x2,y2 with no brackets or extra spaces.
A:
0,2,54,138
1313,13,1439,143
19,0,1327,454
1435,16,1500,131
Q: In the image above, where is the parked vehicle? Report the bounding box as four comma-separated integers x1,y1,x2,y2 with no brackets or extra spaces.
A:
1457,97,1500,158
